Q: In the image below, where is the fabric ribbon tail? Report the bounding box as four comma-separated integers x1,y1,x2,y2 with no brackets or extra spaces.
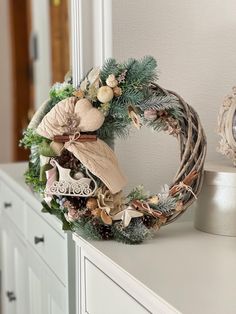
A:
66,139,127,194
46,165,57,188
44,165,58,205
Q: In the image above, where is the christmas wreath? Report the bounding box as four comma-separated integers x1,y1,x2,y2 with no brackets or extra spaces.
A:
21,56,207,244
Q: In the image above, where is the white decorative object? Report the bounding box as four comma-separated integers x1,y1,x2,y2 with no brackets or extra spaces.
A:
45,159,97,197
36,97,127,194
112,205,143,227
218,87,236,166
194,161,236,236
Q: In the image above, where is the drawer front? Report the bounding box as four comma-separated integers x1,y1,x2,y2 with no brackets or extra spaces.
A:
28,245,69,314
26,205,67,284
0,181,26,235
83,259,150,314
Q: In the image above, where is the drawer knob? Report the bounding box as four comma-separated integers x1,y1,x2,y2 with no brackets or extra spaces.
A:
4,202,12,208
34,236,44,244
6,291,16,302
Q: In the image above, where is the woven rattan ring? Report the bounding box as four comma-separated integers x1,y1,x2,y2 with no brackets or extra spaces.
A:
151,84,207,225
22,57,207,244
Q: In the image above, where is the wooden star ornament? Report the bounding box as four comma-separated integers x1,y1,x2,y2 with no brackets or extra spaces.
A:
112,205,143,227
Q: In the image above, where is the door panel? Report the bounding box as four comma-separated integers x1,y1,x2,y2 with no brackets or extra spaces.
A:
1,229,16,314
14,238,28,314
27,245,67,314
28,253,45,314
45,263,67,314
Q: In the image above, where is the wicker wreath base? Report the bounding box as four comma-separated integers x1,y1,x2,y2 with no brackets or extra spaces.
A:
22,57,207,244
153,84,207,225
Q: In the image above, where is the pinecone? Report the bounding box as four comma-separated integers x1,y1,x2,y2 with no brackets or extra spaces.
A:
63,200,77,211
67,196,87,210
142,215,156,229
91,219,113,240
56,150,81,172
98,224,113,240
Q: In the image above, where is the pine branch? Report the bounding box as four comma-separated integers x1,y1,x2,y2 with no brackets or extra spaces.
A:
150,196,177,215
97,116,130,142
20,129,46,148
123,56,158,87
127,185,149,201
138,93,181,113
100,58,119,83
112,219,151,244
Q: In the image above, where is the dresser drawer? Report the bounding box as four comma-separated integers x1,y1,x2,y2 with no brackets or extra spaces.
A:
82,259,150,314
26,205,67,284
0,181,26,236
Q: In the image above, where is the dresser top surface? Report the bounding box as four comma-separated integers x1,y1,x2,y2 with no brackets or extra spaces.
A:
2,163,236,313
75,221,236,314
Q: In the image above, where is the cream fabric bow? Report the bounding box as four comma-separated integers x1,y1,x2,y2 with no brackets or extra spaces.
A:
36,97,127,194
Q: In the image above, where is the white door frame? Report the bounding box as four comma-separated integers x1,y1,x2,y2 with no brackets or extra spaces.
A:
30,0,52,109
70,0,113,87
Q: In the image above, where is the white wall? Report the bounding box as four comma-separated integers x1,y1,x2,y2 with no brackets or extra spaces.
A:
112,0,236,195
0,0,13,163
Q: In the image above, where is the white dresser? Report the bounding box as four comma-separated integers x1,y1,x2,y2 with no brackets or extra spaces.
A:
74,219,236,314
1,163,236,314
0,163,75,314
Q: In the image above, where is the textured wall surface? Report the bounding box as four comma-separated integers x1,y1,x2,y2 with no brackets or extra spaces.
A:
0,0,13,162
112,0,236,199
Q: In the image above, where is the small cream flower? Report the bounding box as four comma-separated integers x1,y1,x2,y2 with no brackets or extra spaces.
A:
106,74,118,88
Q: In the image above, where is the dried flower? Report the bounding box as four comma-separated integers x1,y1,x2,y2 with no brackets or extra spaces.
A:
99,102,111,116
88,84,98,101
166,117,181,137
63,200,80,222
63,113,80,134
117,69,127,83
80,78,88,91
148,195,159,205
91,207,102,217
128,106,141,129
73,89,84,99
96,186,123,216
86,197,98,210
88,67,100,87
106,74,118,88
